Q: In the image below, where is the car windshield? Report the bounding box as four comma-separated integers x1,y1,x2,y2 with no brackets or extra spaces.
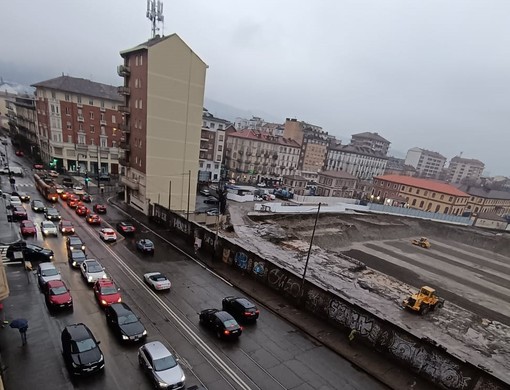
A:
71,338,96,353
48,209,58,215
118,313,138,325
100,286,117,295
42,268,58,276
70,238,81,245
28,245,42,253
42,222,53,228
223,319,238,329
151,275,166,282
153,355,177,371
72,251,86,259
50,286,67,295
23,222,34,227
63,222,72,227
87,263,103,273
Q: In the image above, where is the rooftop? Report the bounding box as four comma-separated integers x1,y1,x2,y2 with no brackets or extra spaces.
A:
375,175,469,197
408,147,446,160
351,132,390,144
456,185,510,200
319,170,357,180
450,156,485,167
329,143,388,158
228,130,301,148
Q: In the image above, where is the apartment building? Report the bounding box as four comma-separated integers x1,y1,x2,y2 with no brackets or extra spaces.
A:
447,156,485,184
316,170,357,198
456,185,510,216
372,174,469,215
6,95,39,158
405,147,447,179
326,143,388,181
199,109,231,182
384,157,416,176
32,76,124,174
224,130,300,184
118,34,207,214
350,132,390,156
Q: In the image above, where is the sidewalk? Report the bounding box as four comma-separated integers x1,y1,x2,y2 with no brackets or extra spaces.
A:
110,198,436,390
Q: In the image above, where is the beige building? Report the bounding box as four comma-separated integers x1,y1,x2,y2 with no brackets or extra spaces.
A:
200,109,230,182
456,185,510,216
316,170,357,198
282,174,308,195
447,156,485,184
118,34,207,214
224,129,300,184
350,132,390,156
405,147,447,179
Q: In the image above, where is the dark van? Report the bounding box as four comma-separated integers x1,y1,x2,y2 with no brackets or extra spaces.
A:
62,177,73,188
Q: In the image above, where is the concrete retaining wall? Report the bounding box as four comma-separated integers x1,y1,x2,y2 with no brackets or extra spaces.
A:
150,203,508,390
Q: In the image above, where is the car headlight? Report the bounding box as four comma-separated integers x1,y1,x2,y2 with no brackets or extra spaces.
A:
43,230,48,234
49,255,54,260
122,335,129,340
81,245,85,250
67,298,72,303
87,276,93,282
117,297,122,302
142,330,147,336
181,373,186,382
101,299,107,306
71,362,78,368
72,261,77,266
157,381,168,388
71,228,75,232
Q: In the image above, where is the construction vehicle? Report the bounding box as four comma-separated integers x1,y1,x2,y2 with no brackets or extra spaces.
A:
402,286,444,315
412,237,431,248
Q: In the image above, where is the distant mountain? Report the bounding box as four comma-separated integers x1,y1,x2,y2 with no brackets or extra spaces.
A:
204,97,280,124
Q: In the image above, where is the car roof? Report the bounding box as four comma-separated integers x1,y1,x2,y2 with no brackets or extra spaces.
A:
143,341,171,359
84,259,100,266
119,222,133,226
39,262,57,270
65,323,92,340
97,278,115,286
214,310,236,322
47,279,65,288
233,297,255,308
68,236,82,242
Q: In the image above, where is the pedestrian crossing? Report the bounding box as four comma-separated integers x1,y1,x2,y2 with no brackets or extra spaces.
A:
0,245,22,265
12,183,34,188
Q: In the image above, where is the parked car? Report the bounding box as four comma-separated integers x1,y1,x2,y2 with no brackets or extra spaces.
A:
61,323,105,376
45,207,61,221
221,296,260,322
138,341,185,389
80,259,107,284
94,279,121,308
12,206,28,221
30,199,47,213
68,249,87,268
106,303,147,342
43,280,73,311
59,220,75,234
37,262,61,288
116,221,135,235
20,220,37,237
136,239,155,255
99,228,117,242
206,209,220,216
204,197,219,205
199,189,210,196
73,184,83,191
86,213,101,225
198,309,242,339
93,204,107,214
7,195,23,208
66,235,86,252
41,221,58,236
143,272,171,291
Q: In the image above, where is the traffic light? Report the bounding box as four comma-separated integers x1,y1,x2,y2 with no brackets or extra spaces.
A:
49,158,57,168
85,175,90,187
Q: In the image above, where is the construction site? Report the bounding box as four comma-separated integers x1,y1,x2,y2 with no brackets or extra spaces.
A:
226,202,510,387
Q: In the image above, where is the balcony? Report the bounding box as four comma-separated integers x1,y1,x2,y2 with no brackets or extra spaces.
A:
100,120,107,126
118,157,129,166
117,65,131,77
120,176,139,190
120,123,130,133
117,86,131,95
118,105,130,115
77,116,84,122
100,107,106,112
119,141,131,151
77,103,83,108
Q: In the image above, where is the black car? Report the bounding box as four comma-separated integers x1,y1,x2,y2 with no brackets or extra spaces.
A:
61,323,104,376
203,197,219,205
17,192,30,202
66,236,86,252
116,222,136,235
68,249,87,268
6,243,54,262
61,177,74,188
199,309,242,339
31,200,47,213
45,208,61,221
105,303,147,342
222,296,260,322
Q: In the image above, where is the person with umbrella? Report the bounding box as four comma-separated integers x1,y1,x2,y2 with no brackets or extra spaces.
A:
10,319,28,346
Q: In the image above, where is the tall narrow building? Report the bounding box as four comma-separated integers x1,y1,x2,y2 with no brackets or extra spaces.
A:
118,34,207,214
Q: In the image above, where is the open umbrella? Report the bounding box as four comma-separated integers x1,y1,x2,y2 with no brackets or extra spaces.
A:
9,318,28,329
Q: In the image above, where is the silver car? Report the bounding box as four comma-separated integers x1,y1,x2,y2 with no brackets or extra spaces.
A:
41,221,58,236
138,341,185,389
37,262,61,288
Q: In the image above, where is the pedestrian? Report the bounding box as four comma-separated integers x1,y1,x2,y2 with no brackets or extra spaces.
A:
348,329,358,346
0,303,8,327
19,325,28,345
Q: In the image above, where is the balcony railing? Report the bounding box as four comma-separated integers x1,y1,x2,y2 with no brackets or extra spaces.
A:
77,116,84,122
120,123,130,133
117,65,131,77
118,157,129,166
119,142,131,151
117,86,131,95
118,106,130,114
100,120,107,126
120,176,139,190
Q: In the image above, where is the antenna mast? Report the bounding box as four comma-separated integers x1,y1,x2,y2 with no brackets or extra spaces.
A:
146,0,164,38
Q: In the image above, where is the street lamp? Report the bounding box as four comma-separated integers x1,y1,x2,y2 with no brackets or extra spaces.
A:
301,202,321,296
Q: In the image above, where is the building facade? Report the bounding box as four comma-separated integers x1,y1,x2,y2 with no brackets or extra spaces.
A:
384,156,416,176
224,130,300,184
118,34,207,214
456,185,510,216
405,147,447,179
282,174,308,195
446,156,485,184
326,143,388,181
350,132,390,156
199,109,230,182
6,95,39,159
316,170,358,198
32,76,124,174
373,174,469,215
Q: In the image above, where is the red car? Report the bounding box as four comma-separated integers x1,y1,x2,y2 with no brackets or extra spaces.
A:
76,205,89,216
20,220,37,237
59,220,75,234
116,222,136,235
81,193,92,203
12,206,28,221
33,163,44,169
93,279,121,307
43,280,73,311
67,195,81,208
93,204,107,214
86,213,101,225
60,191,72,201
15,150,24,157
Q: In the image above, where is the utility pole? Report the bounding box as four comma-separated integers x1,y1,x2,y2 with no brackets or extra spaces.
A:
301,202,321,295
186,170,191,221
168,180,172,210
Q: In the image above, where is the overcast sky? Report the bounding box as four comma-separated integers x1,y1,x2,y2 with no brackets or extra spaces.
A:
1,0,509,175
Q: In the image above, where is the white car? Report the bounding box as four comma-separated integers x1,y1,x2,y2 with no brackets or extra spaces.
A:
99,228,117,242
7,196,22,209
73,184,83,191
40,221,58,236
48,170,59,178
80,259,107,284
144,273,171,291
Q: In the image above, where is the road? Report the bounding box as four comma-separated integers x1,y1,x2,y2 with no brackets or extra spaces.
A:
0,153,386,389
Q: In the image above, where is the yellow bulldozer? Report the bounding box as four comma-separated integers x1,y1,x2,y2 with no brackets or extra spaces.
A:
412,237,431,249
402,286,444,315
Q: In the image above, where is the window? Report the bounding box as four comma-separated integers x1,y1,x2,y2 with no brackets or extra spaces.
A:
65,94,70,101
65,107,70,115
51,91,56,99
78,123,83,131
412,199,417,206
440,195,444,200
100,100,105,108
90,125,95,133
77,95,82,103
100,138,107,148
67,135,72,143
135,100,138,109
139,99,143,109
210,123,215,129
416,189,420,194
100,113,105,121
66,121,72,130
135,56,138,66
78,134,86,145
218,145,223,151
89,99,94,106
111,115,116,124
89,112,94,120
219,135,224,141
140,55,143,65
432,193,436,198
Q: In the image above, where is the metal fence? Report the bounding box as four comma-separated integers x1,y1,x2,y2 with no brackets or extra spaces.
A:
367,203,473,225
